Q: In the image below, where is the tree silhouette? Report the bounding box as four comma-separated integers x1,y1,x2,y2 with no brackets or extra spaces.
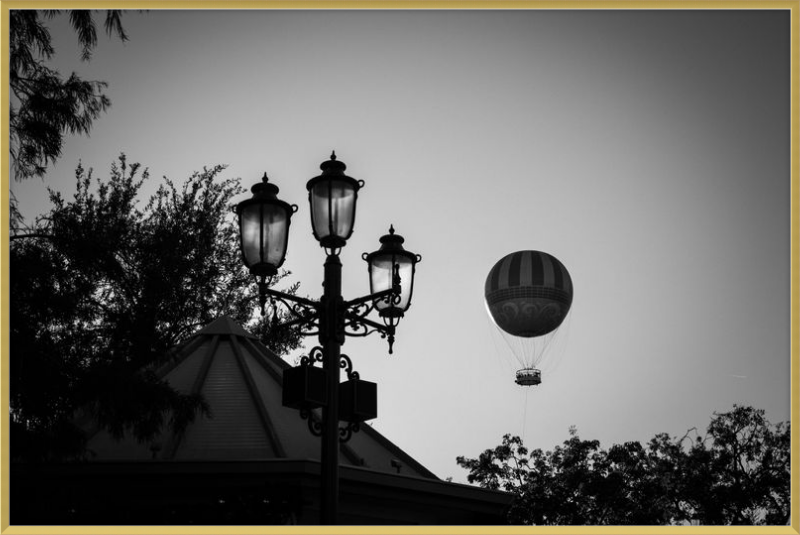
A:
677,405,791,524
457,405,790,525
10,156,303,461
9,10,128,182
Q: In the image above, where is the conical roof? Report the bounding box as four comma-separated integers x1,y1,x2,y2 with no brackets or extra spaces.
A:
83,317,437,480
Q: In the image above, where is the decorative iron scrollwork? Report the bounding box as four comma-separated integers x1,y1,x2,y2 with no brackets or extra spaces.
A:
300,408,323,437
342,309,396,353
343,317,377,338
300,346,324,367
271,299,319,336
261,288,321,336
339,353,359,380
338,422,360,443
346,300,377,322
385,331,395,354
390,263,402,306
276,278,401,443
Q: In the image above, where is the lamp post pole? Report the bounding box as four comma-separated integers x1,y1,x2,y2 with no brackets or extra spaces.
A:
236,153,421,525
320,253,343,524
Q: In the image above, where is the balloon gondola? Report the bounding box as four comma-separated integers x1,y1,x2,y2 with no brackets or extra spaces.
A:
515,368,542,386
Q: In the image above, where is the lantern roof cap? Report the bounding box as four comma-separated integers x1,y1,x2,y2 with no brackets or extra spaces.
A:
250,172,279,197
379,225,404,246
308,152,363,193
364,225,421,264
319,151,347,173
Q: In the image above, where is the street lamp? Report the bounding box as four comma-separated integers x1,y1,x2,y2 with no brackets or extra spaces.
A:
236,152,420,525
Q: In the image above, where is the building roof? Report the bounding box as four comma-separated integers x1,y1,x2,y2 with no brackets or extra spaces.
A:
83,317,437,480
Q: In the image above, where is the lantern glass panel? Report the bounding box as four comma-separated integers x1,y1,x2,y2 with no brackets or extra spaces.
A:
370,253,414,312
310,179,356,242
240,202,289,270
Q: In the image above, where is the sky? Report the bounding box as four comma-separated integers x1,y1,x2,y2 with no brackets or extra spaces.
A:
9,8,793,483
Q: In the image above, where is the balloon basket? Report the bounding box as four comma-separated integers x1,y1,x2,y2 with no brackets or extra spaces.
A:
515,368,542,386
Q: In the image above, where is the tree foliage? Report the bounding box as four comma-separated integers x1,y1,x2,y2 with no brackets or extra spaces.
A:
10,10,129,182
457,405,790,525
10,156,303,462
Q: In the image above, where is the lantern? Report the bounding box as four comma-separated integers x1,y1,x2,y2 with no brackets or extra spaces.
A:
236,173,298,277
306,152,364,251
363,226,421,326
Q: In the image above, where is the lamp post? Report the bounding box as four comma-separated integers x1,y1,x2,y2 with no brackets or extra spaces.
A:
236,153,421,525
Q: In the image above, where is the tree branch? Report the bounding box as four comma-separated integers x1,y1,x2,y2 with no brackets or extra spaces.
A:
10,232,52,242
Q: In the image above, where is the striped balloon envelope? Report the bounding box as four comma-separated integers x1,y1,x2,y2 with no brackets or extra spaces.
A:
485,250,573,337
485,251,573,385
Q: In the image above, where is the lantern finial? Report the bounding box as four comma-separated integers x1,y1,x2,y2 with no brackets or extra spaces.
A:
389,224,395,235
330,151,337,160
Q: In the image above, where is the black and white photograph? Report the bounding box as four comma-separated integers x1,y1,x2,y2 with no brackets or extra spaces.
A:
6,6,795,527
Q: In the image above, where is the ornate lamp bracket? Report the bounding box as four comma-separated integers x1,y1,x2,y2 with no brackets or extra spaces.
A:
342,288,400,353
263,288,322,336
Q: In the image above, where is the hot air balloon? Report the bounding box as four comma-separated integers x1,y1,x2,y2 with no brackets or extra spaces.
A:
485,250,573,386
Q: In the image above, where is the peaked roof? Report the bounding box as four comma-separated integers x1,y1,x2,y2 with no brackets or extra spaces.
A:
193,316,259,339
84,317,438,480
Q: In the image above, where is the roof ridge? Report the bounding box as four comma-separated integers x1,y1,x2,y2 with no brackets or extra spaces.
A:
193,316,258,339
229,334,286,458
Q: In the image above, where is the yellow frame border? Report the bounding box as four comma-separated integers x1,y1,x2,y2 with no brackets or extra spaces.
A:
0,2,797,534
